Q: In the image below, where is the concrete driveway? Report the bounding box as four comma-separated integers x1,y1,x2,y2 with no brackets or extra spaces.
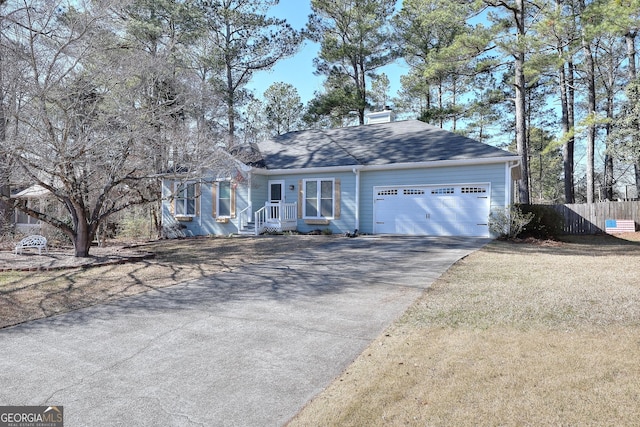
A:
0,236,488,426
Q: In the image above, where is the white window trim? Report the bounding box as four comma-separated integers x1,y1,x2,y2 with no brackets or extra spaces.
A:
216,180,232,218
175,181,198,217
303,178,335,219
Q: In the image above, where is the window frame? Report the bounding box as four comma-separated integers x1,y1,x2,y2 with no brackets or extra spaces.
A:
212,179,236,219
174,181,198,217
303,178,335,219
216,180,232,218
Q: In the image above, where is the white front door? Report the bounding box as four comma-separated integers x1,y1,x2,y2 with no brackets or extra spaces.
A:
268,180,285,203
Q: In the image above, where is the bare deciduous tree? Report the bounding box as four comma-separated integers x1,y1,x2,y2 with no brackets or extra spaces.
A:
0,0,230,256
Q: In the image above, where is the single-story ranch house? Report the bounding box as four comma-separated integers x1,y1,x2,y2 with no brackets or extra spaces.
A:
161,111,521,238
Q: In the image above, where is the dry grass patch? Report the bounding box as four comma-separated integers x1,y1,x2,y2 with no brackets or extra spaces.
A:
288,236,640,426
0,235,325,329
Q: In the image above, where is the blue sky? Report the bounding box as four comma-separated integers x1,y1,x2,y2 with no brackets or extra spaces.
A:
248,0,406,105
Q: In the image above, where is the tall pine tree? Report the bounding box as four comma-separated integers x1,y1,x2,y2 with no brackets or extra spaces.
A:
307,0,396,125
197,0,301,147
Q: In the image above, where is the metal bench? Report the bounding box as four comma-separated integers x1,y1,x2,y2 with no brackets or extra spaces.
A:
604,219,636,234
14,235,48,255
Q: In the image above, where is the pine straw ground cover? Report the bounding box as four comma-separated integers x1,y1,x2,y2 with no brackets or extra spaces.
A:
287,235,640,427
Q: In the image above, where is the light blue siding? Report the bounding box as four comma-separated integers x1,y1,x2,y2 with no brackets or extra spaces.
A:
162,161,510,237
358,163,507,234
161,179,251,237
256,171,358,235
250,174,268,209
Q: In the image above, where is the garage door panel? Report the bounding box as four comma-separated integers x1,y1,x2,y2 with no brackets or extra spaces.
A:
374,184,490,237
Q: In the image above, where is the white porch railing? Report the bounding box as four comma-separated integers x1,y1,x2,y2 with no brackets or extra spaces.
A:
236,205,251,231
254,202,297,235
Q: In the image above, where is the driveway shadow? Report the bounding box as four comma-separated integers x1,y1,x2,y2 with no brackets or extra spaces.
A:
2,237,488,334
0,236,489,427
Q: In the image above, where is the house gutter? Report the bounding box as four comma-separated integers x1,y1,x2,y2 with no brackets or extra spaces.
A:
250,156,520,176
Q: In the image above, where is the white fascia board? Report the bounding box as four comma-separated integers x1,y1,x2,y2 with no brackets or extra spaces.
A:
361,156,520,172
251,156,520,176
251,165,359,176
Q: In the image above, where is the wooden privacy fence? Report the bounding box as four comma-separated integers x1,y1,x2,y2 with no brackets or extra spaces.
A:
538,201,640,235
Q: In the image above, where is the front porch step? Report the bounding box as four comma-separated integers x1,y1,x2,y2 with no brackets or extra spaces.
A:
238,221,256,236
237,220,297,236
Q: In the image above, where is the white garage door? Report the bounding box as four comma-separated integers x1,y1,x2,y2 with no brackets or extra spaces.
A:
374,184,491,237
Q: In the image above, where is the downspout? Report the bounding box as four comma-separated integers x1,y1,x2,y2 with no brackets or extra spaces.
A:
248,171,252,219
199,178,203,228
506,160,521,207
504,160,521,237
353,167,360,231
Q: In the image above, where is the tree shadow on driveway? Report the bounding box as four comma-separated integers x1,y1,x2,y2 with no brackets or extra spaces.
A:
1,236,489,334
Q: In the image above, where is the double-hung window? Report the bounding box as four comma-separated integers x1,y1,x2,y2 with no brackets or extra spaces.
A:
304,178,334,219
217,181,231,217
212,180,236,219
175,182,197,216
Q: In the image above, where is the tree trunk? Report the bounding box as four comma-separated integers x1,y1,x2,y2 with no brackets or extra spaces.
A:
584,64,596,204
73,234,92,258
556,0,575,203
226,60,235,148
225,18,236,147
557,0,575,204
559,61,574,203
0,127,9,234
604,52,616,201
580,3,596,204
604,131,614,201
626,32,639,197
514,0,530,204
438,81,444,129
0,163,10,236
627,32,637,80
567,60,576,202
356,59,366,125
73,218,95,258
451,78,457,132
0,41,12,235
635,163,640,199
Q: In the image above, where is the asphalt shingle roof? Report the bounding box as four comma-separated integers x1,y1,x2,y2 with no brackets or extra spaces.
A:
256,120,517,170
